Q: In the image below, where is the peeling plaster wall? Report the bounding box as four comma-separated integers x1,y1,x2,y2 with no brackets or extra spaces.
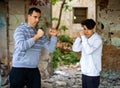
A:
52,0,96,37
97,0,120,47
0,1,7,64
9,0,25,56
97,0,120,71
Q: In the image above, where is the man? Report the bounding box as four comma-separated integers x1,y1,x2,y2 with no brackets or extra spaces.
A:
72,19,103,88
9,7,58,88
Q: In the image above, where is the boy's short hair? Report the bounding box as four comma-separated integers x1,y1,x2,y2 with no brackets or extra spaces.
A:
28,7,41,15
81,19,96,30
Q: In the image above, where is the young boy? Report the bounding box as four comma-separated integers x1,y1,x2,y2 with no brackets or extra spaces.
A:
72,19,103,88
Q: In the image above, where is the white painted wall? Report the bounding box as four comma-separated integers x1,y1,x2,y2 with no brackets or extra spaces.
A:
52,0,96,37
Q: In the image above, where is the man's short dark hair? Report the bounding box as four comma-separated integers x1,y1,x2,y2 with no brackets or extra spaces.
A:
81,19,96,29
28,7,41,15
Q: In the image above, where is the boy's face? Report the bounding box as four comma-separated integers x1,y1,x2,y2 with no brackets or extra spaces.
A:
83,25,95,38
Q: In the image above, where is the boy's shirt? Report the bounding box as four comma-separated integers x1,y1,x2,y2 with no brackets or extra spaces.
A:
72,32,103,76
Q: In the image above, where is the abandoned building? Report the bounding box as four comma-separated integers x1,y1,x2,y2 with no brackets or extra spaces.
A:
0,0,120,87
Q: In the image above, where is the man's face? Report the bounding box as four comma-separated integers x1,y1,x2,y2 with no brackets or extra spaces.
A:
83,25,95,38
28,11,41,28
